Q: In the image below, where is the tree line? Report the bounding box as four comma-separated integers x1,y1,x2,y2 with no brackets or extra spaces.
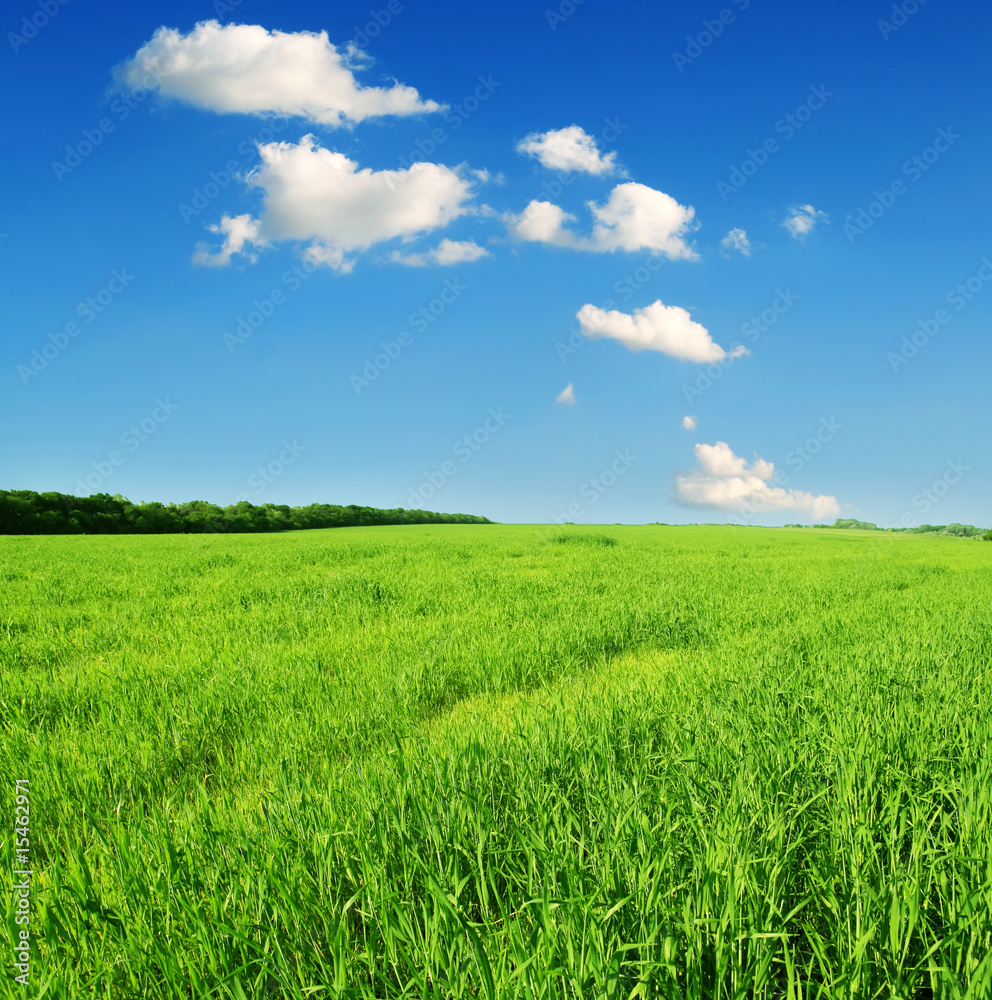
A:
0,490,493,535
785,518,989,538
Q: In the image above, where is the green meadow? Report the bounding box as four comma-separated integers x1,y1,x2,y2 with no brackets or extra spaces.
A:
2,524,991,998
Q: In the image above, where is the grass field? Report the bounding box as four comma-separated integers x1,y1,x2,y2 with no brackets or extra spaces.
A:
2,524,991,998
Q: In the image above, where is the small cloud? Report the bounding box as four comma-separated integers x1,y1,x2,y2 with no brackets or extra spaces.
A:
303,241,354,274
507,200,579,246
389,238,491,267
681,415,697,430
507,182,698,260
674,441,840,520
721,228,751,256
782,204,828,240
589,183,698,258
516,125,620,175
192,213,265,266
556,383,576,406
576,300,748,364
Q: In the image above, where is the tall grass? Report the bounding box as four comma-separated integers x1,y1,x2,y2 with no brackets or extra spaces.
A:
2,524,990,997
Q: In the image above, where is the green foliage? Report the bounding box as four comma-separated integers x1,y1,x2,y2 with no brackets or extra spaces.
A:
911,522,987,537
2,525,992,997
832,517,880,531
819,518,986,537
0,488,492,535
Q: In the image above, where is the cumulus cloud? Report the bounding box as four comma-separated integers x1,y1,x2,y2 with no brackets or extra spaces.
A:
194,135,478,270
674,441,840,520
782,204,828,239
576,300,748,364
389,238,491,267
721,227,751,256
556,383,576,406
508,182,697,259
590,183,698,258
516,125,619,175
192,213,264,267
681,415,697,430
114,20,442,126
509,200,579,246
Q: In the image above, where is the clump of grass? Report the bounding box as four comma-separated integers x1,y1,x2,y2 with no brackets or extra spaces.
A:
550,531,619,546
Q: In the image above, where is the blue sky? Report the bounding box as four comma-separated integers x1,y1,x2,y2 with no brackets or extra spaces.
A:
2,0,990,526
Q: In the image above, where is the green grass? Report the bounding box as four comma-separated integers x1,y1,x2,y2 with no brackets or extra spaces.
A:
2,524,991,998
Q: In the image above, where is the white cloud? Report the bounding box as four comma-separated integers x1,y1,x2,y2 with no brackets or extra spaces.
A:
681,415,697,430
194,136,478,270
721,227,751,256
516,125,619,175
576,300,748,364
589,184,698,258
302,241,353,274
114,20,442,126
508,182,697,259
192,213,264,266
556,383,576,406
674,441,840,520
389,238,491,267
782,204,828,240
509,200,578,246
